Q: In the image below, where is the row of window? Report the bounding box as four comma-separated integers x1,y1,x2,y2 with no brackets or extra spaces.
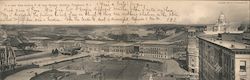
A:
153,55,168,58
140,47,166,51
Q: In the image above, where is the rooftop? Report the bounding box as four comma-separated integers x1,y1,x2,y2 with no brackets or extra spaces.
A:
140,41,173,45
85,40,106,45
30,37,51,40
109,42,134,47
199,36,250,50
54,40,79,43
204,31,244,35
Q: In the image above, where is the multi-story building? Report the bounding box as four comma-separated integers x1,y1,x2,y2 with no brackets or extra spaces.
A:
0,46,16,72
205,13,242,34
108,43,134,56
84,40,106,53
198,36,250,80
138,41,173,59
29,36,84,50
242,26,250,45
187,26,200,80
215,24,250,46
84,40,135,57
83,40,175,60
242,33,250,45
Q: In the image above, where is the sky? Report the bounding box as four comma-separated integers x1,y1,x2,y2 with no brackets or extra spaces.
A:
169,1,250,24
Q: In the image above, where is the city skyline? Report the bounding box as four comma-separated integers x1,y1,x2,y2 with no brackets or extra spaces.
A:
0,0,249,80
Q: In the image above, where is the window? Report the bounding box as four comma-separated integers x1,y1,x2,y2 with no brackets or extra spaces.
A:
192,69,195,73
240,61,246,72
192,64,195,67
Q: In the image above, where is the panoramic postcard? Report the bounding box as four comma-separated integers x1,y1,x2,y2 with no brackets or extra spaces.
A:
0,0,249,80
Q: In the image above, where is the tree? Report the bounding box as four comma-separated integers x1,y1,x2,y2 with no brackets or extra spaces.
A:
51,49,59,56
52,49,55,55
54,49,59,56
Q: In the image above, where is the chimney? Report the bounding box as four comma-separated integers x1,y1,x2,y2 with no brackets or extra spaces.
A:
231,44,234,48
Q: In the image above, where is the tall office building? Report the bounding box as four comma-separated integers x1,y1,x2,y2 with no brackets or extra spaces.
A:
187,26,199,80
198,36,250,80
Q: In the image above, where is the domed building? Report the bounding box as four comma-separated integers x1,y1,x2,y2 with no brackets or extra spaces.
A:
205,12,242,34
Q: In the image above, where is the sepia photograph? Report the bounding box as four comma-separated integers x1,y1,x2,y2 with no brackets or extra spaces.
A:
0,0,249,80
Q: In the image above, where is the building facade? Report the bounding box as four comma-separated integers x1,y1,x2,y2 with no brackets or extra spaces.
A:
29,37,84,50
138,41,173,59
108,43,134,56
198,36,250,80
205,13,242,34
0,46,16,72
84,40,106,53
187,26,199,80
83,40,175,60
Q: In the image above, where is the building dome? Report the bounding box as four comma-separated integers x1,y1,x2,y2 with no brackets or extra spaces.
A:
217,12,226,25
